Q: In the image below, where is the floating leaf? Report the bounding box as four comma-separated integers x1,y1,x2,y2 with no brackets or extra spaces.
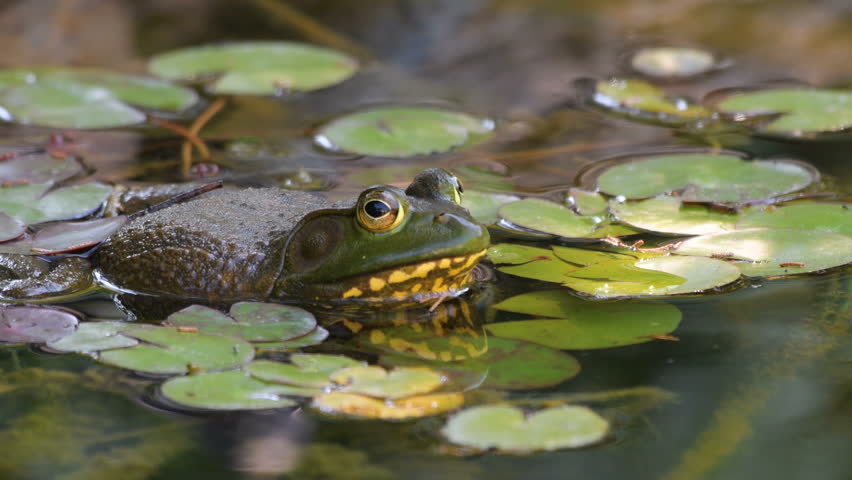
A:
595,153,816,204
247,354,364,388
160,370,302,411
0,182,112,224
0,67,198,128
0,150,82,184
315,106,494,157
0,305,78,343
566,188,609,216
313,391,464,420
610,196,738,235
253,326,330,352
98,327,254,374
489,290,681,349
737,202,852,236
167,302,316,343
0,212,25,242
713,87,852,135
462,190,521,225
499,198,640,238
629,46,720,78
330,366,444,399
442,405,609,452
149,41,358,95
674,228,852,276
488,244,581,284
579,77,711,126
46,321,140,353
0,216,127,255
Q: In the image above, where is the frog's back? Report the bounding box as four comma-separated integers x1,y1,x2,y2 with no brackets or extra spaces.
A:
96,188,330,301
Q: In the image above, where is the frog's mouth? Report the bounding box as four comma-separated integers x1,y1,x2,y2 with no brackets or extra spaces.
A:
302,249,487,307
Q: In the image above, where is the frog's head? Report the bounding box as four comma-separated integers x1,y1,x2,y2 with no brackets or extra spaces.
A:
277,168,489,307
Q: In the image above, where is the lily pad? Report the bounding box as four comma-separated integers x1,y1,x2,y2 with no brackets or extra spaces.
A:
0,150,83,184
0,305,79,344
488,244,582,284
566,189,609,216
488,290,681,349
595,153,816,204
674,228,852,276
563,255,741,298
160,370,302,411
98,327,254,375
629,46,720,79
737,202,852,236
0,67,198,128
46,320,140,353
313,391,464,420
0,182,112,225
247,354,364,388
0,216,127,255
442,405,609,452
149,41,358,95
499,198,638,239
712,87,852,135
167,302,316,343
330,366,444,399
462,190,521,225
0,213,25,243
314,106,494,157
253,326,330,352
610,196,738,235
579,77,712,126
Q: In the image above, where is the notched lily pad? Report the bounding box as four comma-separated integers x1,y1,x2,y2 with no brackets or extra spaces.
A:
594,152,816,204
247,354,364,388
330,365,444,399
167,302,316,343
0,305,79,344
442,404,609,453
160,370,301,411
0,182,112,225
314,106,494,157
149,41,358,95
610,196,738,235
0,67,199,128
98,326,254,374
46,320,140,353
498,198,638,239
674,228,852,276
577,77,712,126
0,216,127,255
312,391,464,420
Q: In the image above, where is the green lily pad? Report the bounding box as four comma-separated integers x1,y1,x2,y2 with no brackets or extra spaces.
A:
442,404,609,452
0,67,198,128
488,290,681,349
167,302,316,343
247,354,364,388
713,87,852,135
611,196,738,235
253,326,329,352
313,391,464,420
566,189,609,216
383,337,580,390
0,216,127,255
160,370,301,411
737,202,852,236
46,321,143,353
0,213,25,243
149,41,358,95
551,245,638,265
595,153,816,204
629,46,719,78
499,198,638,239
674,228,852,276
0,305,79,344
0,182,112,225
563,255,741,298
0,150,83,184
462,190,521,225
580,77,712,125
314,106,494,157
330,366,444,399
488,244,582,284
98,327,254,375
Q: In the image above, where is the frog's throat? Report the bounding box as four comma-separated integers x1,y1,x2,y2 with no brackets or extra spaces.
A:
303,249,487,305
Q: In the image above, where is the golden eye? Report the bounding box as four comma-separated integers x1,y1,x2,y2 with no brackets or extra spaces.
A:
451,177,464,204
356,189,405,232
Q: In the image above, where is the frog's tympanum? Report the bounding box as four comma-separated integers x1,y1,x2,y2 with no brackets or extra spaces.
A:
92,168,489,308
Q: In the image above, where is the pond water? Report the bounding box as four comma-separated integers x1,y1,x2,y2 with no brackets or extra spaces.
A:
0,1,849,479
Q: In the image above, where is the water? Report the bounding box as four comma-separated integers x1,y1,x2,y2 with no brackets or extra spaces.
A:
0,1,849,479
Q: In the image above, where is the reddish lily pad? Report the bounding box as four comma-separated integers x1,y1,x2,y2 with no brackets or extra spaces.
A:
0,150,83,184
0,305,79,344
0,212,25,243
0,216,127,255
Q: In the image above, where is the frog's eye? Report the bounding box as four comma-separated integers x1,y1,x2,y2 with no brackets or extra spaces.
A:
450,176,464,205
357,189,405,233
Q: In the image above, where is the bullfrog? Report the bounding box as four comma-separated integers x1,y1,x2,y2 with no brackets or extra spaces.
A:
0,168,490,309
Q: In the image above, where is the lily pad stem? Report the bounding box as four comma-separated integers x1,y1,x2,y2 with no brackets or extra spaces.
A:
181,98,227,178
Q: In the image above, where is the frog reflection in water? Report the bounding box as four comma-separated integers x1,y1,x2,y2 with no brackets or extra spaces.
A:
0,169,490,309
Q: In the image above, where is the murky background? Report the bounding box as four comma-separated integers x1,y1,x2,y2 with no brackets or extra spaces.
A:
0,1,849,479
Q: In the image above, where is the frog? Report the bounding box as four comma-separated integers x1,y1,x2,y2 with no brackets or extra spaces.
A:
0,168,490,310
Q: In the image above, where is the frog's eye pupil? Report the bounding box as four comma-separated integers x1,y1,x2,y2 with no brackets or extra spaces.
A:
365,200,390,218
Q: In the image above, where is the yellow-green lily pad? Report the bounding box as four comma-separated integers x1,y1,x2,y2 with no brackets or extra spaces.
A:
149,41,358,95
330,366,444,399
611,196,738,235
737,202,852,236
312,391,464,420
315,106,494,157
442,404,609,452
98,327,254,375
46,320,142,353
488,290,681,349
579,77,712,126
167,302,316,343
713,87,852,135
498,198,639,239
247,354,364,388
0,182,112,225
160,370,303,411
488,244,583,284
674,228,852,276
462,190,521,225
566,188,609,216
595,153,816,204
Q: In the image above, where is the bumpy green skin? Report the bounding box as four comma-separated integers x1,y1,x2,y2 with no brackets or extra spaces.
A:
94,169,489,304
